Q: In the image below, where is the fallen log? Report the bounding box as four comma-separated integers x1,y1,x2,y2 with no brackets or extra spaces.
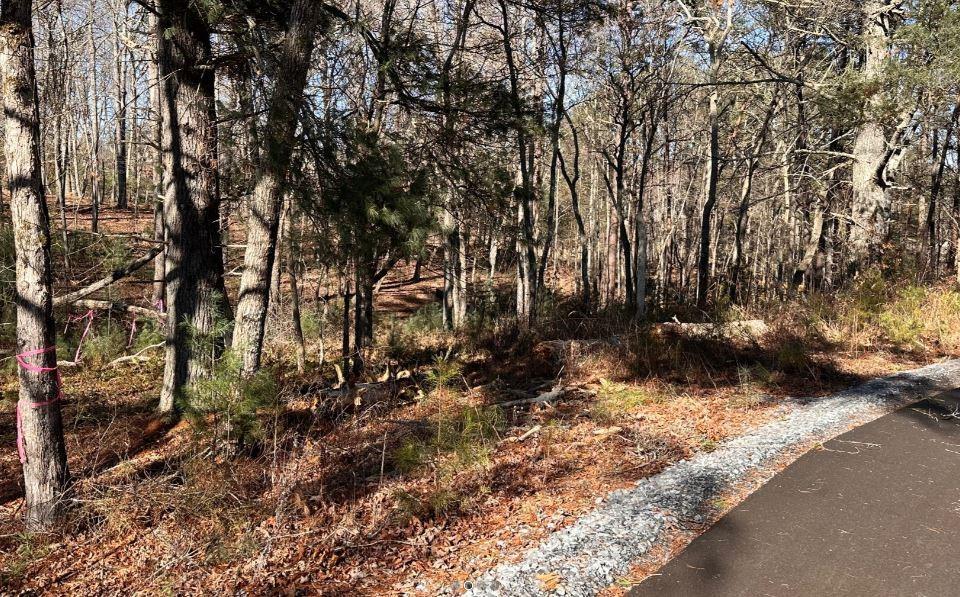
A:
69,299,162,320
53,246,163,307
656,318,769,340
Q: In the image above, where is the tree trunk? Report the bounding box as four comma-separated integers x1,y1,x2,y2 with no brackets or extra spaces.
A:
697,75,721,310
87,8,101,232
150,43,165,306
847,0,895,274
232,0,320,375
926,104,960,277
287,211,306,373
352,268,374,376
558,115,589,307
341,285,352,372
157,0,232,412
1,0,71,529
499,0,537,327
442,196,466,329
54,109,70,270
113,8,128,209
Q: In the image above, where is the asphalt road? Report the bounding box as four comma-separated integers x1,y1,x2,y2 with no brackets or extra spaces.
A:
631,389,960,597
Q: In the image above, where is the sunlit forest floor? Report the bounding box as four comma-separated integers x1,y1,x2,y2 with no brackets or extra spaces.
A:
1,203,959,594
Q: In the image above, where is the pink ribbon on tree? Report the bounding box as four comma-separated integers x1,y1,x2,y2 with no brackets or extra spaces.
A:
14,347,63,464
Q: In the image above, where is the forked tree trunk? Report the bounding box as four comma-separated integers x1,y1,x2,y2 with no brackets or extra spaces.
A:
1,0,71,529
232,0,320,375
157,0,232,411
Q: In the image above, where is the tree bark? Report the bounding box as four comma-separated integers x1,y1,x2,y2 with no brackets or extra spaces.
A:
157,0,232,411
847,0,897,274
113,6,129,209
1,0,71,529
499,0,537,327
926,103,960,276
147,15,165,306
232,0,320,375
559,112,589,308
87,6,101,232
697,69,721,310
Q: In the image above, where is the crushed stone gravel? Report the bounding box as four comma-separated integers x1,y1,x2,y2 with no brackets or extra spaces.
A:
458,359,960,597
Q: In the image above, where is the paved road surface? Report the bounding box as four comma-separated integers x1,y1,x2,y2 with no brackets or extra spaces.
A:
631,390,960,597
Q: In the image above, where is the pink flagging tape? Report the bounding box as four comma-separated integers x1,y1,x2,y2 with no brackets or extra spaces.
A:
65,309,95,362
14,346,63,464
128,317,138,348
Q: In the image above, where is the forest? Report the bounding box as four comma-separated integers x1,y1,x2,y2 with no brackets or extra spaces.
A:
3,0,960,593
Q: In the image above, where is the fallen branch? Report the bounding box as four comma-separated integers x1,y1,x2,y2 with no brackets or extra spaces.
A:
108,342,165,367
501,425,542,444
53,246,162,307
498,385,567,408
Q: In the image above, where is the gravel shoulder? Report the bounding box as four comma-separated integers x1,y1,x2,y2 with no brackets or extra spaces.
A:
460,359,960,597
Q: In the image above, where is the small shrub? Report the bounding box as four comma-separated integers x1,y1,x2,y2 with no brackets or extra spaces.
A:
299,308,325,340
737,364,775,386
699,437,719,452
773,335,814,373
927,289,960,350
404,302,444,333
391,404,503,475
131,319,165,352
392,438,428,474
424,353,462,394
82,325,128,367
850,269,889,317
878,285,926,347
591,379,666,423
435,405,504,473
427,487,462,517
178,351,278,454
0,532,53,584
383,304,450,362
